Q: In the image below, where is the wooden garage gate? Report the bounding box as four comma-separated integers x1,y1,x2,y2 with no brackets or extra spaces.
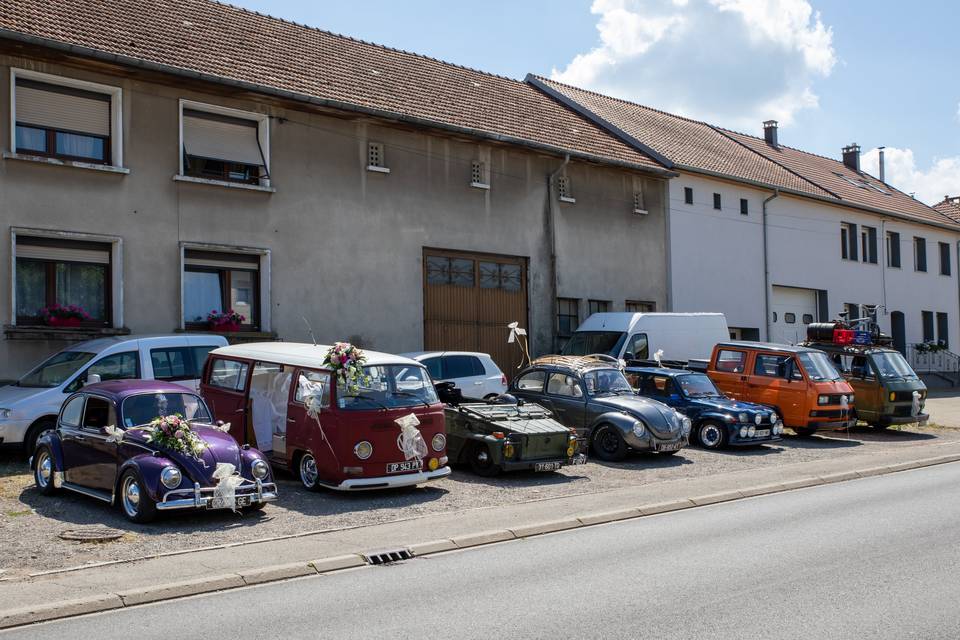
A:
423,248,529,377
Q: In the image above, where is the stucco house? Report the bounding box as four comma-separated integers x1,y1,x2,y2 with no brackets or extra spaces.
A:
0,0,674,380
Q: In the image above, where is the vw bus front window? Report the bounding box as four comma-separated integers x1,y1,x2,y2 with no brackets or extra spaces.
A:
871,352,917,380
797,352,843,382
337,365,439,410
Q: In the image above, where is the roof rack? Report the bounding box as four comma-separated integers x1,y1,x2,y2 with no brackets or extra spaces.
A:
530,354,621,370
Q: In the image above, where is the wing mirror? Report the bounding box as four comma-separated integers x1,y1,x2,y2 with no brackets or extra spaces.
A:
85,373,102,386
623,352,635,361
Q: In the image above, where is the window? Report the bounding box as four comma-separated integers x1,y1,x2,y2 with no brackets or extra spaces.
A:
295,371,330,407
754,354,796,379
208,358,249,392
180,101,269,185
802,313,814,324
684,187,693,205
470,160,489,188
625,300,656,313
479,261,522,291
784,313,796,324
547,372,583,398
861,226,878,264
421,357,442,380
715,349,746,373
14,236,111,325
841,222,858,261
713,193,722,210
915,237,927,272
588,300,610,315
937,312,949,348
557,298,579,337
558,176,574,202
442,355,485,379
12,70,121,166
844,303,860,322
922,311,935,343
515,370,545,391
633,190,646,214
886,231,901,268
426,255,475,287
740,198,749,215
61,395,85,428
183,249,261,330
82,396,114,429
367,142,389,173
150,346,214,382
940,242,951,276
66,351,139,393
625,334,648,360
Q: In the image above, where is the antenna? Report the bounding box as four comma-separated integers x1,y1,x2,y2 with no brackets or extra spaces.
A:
302,316,317,346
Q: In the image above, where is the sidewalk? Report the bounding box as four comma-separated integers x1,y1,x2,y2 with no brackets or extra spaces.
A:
4,438,960,629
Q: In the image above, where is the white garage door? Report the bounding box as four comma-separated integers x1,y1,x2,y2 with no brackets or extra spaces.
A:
771,286,818,345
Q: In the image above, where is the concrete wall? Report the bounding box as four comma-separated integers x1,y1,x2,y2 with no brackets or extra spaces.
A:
0,54,668,379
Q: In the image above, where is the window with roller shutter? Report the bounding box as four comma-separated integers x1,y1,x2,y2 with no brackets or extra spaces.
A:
180,101,269,186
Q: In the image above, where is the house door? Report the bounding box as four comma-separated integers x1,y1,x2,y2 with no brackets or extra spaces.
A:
891,311,906,355
423,249,528,377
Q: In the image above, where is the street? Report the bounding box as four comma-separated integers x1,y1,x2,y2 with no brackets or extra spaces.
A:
7,462,960,639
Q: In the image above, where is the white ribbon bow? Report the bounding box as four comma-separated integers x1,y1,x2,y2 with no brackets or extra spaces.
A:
653,349,664,367
211,462,245,511
912,391,922,417
507,321,527,344
104,425,124,444
211,422,231,433
395,413,428,462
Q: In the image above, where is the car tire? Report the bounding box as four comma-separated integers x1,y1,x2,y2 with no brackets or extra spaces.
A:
696,421,727,450
591,424,627,462
298,453,322,491
33,446,59,496
468,442,501,477
24,418,56,456
118,468,158,524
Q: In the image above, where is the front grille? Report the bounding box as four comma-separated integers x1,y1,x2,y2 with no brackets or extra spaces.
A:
893,391,922,402
821,394,847,405
810,409,849,419
893,406,915,417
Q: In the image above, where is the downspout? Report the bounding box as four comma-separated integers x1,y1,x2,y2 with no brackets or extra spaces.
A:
880,219,888,316
762,189,780,341
547,154,570,352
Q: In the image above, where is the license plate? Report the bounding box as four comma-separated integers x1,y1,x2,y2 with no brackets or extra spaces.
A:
656,442,682,452
755,429,770,438
534,461,562,472
209,495,252,510
236,495,251,507
387,460,422,473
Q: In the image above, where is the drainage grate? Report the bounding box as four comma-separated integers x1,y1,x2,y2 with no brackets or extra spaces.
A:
363,549,414,565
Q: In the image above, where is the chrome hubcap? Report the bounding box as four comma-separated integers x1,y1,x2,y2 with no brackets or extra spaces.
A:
36,453,51,487
122,477,141,517
300,455,318,487
477,451,489,463
701,425,722,447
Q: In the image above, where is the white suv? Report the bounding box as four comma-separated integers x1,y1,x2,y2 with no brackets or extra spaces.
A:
403,351,508,400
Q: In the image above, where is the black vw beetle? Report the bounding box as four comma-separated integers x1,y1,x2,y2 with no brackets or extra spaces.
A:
509,356,691,461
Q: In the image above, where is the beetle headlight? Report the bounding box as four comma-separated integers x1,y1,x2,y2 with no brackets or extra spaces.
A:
681,417,692,436
251,459,269,480
770,412,778,424
748,426,756,437
739,427,748,438
738,412,748,423
431,433,446,452
632,421,646,438
754,413,763,426
160,466,182,489
354,441,373,460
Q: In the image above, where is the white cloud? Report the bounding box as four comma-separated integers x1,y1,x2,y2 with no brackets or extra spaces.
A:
861,146,960,206
551,0,835,130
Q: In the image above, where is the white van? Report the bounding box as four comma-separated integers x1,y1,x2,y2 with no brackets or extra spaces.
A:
0,334,227,452
561,313,729,364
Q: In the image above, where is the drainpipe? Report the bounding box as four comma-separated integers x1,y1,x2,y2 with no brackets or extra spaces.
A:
762,189,780,341
547,154,570,352
880,219,888,316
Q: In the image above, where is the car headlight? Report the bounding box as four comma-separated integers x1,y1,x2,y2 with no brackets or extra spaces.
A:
681,417,692,436
503,443,516,458
738,412,748,423
632,421,646,438
754,414,762,426
0,408,11,420
818,395,830,405
160,466,182,489
770,412,778,424
847,395,854,404
251,459,270,480
748,426,756,437
354,440,373,460
431,433,446,452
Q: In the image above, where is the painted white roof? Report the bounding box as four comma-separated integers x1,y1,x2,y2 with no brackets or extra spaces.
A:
402,351,492,360
64,334,228,354
577,312,726,332
210,342,422,369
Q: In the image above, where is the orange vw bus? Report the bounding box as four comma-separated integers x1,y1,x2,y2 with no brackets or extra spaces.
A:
706,341,855,436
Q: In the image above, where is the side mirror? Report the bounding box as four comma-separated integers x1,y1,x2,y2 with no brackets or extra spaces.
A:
623,352,635,361
85,373,102,386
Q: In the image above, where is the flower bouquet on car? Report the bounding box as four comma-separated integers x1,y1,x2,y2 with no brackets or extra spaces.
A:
323,342,370,393
142,415,209,460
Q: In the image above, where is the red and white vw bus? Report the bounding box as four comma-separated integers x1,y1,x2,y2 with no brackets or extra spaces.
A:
200,342,450,490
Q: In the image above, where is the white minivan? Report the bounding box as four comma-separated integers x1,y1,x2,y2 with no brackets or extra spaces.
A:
0,334,227,452
403,351,508,399
561,312,729,364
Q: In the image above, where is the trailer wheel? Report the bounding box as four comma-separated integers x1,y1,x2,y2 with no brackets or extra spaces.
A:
467,442,501,477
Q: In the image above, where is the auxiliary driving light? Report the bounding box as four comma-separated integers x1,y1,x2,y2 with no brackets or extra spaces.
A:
428,458,440,471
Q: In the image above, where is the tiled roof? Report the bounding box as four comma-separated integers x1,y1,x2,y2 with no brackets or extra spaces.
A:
934,198,960,224
532,76,960,229
0,0,667,174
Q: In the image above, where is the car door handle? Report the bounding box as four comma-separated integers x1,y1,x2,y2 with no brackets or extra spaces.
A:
473,381,484,385
234,408,246,414
287,417,297,423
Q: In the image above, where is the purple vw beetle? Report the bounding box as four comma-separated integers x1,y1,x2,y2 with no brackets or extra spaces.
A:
32,380,278,523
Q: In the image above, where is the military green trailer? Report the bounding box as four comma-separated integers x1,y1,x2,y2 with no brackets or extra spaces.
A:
444,401,587,476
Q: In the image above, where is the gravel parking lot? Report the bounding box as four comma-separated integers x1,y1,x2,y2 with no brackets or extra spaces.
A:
3,415,959,580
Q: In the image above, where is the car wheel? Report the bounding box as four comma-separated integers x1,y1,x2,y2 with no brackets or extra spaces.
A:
33,446,59,496
468,442,501,477
299,453,322,491
119,469,157,523
591,424,627,462
24,418,56,456
696,421,727,450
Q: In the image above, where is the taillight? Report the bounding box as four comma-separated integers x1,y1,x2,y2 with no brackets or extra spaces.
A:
501,373,507,386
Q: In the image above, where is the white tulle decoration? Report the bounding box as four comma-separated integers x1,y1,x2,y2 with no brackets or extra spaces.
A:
211,463,245,511
395,413,428,461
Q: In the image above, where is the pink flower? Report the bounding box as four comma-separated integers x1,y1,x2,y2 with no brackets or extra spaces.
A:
175,430,184,439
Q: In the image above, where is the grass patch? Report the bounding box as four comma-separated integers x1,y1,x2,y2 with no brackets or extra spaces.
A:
4,509,32,517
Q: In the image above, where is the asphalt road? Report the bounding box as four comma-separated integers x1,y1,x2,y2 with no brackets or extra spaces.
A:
7,463,960,639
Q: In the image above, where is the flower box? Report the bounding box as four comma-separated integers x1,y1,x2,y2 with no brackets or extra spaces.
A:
210,321,242,333
46,316,83,328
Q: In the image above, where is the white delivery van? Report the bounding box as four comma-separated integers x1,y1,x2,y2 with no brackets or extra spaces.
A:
561,313,729,364
0,334,227,453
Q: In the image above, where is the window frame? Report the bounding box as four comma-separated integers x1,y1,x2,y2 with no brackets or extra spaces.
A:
886,231,901,268
712,193,722,210
939,242,951,276
10,68,124,168
625,300,656,313
178,99,270,188
515,370,546,392
207,357,250,393
588,299,611,316
740,198,749,215
557,298,579,338
914,237,927,272
684,187,693,205
179,242,271,333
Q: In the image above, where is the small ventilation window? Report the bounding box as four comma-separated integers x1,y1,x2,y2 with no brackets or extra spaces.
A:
367,142,389,173
470,160,489,189
713,193,722,210
802,313,814,324
784,313,797,324
558,176,575,203
740,198,749,215
633,190,647,215
684,187,693,205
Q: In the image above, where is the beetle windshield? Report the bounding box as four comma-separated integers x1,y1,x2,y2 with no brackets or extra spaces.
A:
17,351,96,388
797,352,843,382
870,352,917,380
677,373,723,398
561,332,626,357
583,368,634,396
121,392,212,428
337,364,439,410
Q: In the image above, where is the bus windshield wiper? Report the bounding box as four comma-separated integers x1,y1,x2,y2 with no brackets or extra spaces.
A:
389,390,431,408
340,394,389,410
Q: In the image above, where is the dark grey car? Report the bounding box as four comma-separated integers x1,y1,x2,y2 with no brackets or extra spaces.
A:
509,357,691,461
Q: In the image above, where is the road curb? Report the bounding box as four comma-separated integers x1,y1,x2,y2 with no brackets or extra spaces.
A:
3,453,958,630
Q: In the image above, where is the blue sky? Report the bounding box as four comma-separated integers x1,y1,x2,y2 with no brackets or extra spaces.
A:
230,0,959,204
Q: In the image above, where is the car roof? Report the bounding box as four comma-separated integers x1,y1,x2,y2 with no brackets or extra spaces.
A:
211,342,421,369
79,379,199,402
529,355,620,374
715,340,819,354
625,366,697,376
64,334,228,353
402,351,492,360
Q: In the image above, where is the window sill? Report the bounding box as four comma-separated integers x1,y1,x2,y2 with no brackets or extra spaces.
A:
4,325,131,341
470,182,490,190
3,152,129,174
633,209,649,216
559,196,576,204
173,174,275,193
176,328,279,344
367,165,391,174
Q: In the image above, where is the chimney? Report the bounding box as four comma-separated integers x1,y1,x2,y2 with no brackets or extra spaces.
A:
763,120,778,147
842,143,861,172
878,146,885,183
